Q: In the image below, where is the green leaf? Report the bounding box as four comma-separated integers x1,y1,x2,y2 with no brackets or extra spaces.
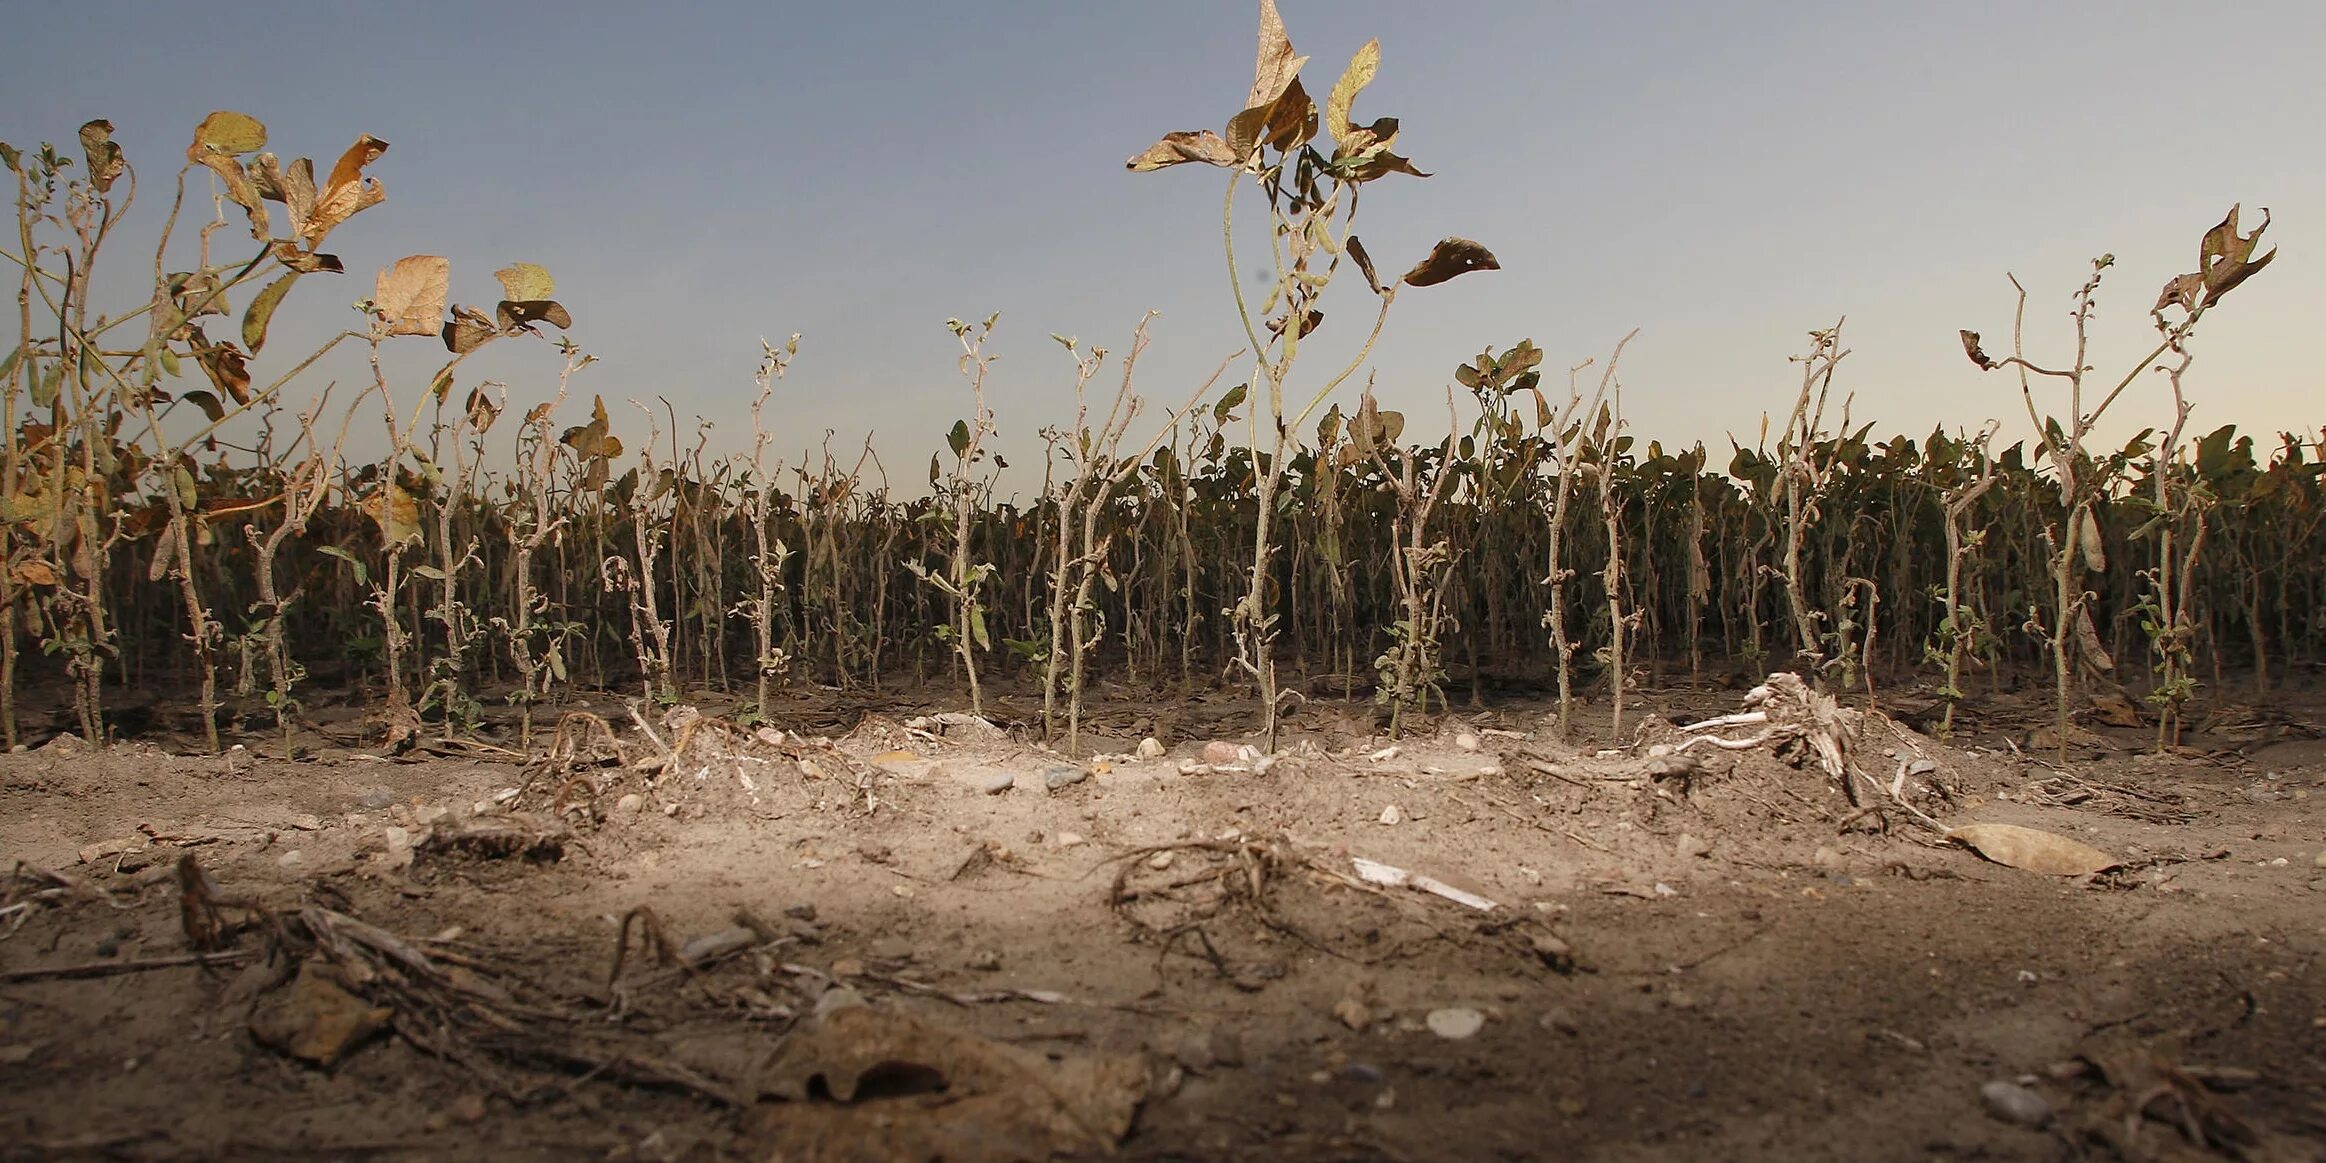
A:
947,419,970,460
316,544,370,587
241,272,299,353
969,607,991,651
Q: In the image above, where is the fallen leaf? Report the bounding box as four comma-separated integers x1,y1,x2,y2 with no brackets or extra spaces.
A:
1948,824,2119,876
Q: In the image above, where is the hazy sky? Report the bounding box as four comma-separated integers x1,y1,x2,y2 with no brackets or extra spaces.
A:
5,2,2319,484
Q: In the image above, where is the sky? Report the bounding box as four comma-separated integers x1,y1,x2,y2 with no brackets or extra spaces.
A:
4,1,2320,488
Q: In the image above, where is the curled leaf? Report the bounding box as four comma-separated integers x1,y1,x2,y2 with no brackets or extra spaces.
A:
1959,330,1997,371
267,240,343,275
186,328,253,406
188,111,267,159
78,120,124,193
443,305,497,355
1346,234,1380,294
1126,130,1239,172
361,481,423,548
2198,204,2274,306
496,300,572,331
301,134,389,246
1400,238,1499,288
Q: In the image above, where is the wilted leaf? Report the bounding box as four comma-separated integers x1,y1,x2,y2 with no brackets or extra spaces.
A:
2197,204,2274,306
561,395,622,460
267,240,342,275
1226,76,1316,159
361,481,423,548
1959,330,1997,371
1266,307,1323,339
187,328,253,406
241,272,299,353
1246,0,1305,111
300,134,388,245
1948,823,2118,876
1346,234,1380,293
1400,238,1499,287
78,120,124,193
464,387,501,434
1126,129,1240,172
180,390,226,424
443,305,497,354
1213,382,1248,424
495,300,571,330
11,559,58,588
374,256,449,337
2153,271,2203,316
493,262,555,303
1326,39,1380,147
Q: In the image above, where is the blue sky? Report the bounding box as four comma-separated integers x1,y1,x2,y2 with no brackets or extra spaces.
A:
5,2,2319,484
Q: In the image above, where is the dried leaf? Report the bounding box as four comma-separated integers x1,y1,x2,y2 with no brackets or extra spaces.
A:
1246,0,1304,111
267,240,343,275
187,328,253,406
2198,204,2274,306
2154,271,2203,316
1126,129,1240,172
1959,330,1997,371
495,300,571,330
301,134,388,245
361,481,423,548
560,395,620,459
78,120,124,193
241,272,299,354
1346,234,1380,293
1400,238,1499,287
11,559,58,588
1326,40,1381,148
1948,823,2118,876
443,305,497,355
1226,76,1316,158
374,256,450,337
180,390,226,424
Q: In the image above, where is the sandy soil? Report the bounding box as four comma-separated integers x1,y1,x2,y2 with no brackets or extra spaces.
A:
1,679,2321,1162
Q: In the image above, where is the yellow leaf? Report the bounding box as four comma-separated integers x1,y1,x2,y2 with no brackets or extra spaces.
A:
493,263,555,303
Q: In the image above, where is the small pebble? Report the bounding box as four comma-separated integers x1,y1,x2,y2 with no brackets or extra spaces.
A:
1044,765,1090,791
966,769,1016,795
1453,732,1481,752
1202,741,1243,765
357,789,397,810
1378,804,1404,826
1980,1079,2052,1127
614,793,644,817
2313,851,2326,869
1137,737,1167,760
1425,1008,1485,1040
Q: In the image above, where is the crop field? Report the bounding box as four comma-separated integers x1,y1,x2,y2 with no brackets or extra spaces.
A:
0,5,2321,1162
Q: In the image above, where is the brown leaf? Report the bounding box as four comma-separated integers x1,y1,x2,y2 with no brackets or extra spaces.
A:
1958,330,1997,371
1948,823,2119,876
12,559,59,588
495,300,572,331
78,120,124,193
1400,238,1499,287
1265,307,1323,339
267,240,343,275
2153,271,2203,316
1346,234,1380,293
186,327,253,406
253,154,317,228
301,134,388,246
442,305,497,355
1226,76,1316,158
2197,204,2274,306
1126,129,1240,172
374,256,450,337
